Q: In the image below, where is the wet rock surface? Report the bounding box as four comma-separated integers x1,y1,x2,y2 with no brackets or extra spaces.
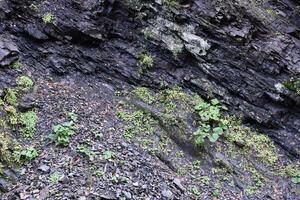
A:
0,0,299,199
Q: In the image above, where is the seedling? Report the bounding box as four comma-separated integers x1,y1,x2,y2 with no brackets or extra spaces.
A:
17,147,38,162
42,12,54,24
77,145,95,160
49,172,61,184
103,151,115,160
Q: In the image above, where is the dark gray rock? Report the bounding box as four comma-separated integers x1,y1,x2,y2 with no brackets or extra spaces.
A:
0,178,9,192
25,24,49,40
0,36,19,67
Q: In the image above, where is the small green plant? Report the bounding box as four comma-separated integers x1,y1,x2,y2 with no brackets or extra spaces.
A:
42,12,54,24
91,128,103,139
163,0,178,8
94,170,105,177
117,108,157,141
10,61,22,69
68,112,78,122
49,172,61,184
117,111,131,121
77,145,95,159
132,87,154,104
103,151,115,160
19,111,37,137
193,99,228,146
190,187,201,198
4,89,17,106
16,76,34,89
138,52,154,72
29,3,38,12
226,123,278,165
198,176,210,185
111,175,118,184
283,78,300,96
17,147,38,162
212,189,220,197
191,160,201,170
51,122,75,146
281,165,300,184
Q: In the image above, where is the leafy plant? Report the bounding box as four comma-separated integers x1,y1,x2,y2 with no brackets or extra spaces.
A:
94,170,105,177
42,12,54,24
111,175,118,184
283,78,300,95
19,111,37,137
68,112,78,122
10,61,22,69
117,111,131,121
49,172,61,184
51,112,77,146
17,147,38,162
193,99,228,146
16,76,34,89
77,145,95,160
51,122,75,146
132,87,154,104
103,151,115,160
291,170,300,184
189,187,201,198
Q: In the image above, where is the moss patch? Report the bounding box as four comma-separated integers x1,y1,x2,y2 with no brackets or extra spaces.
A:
19,111,38,138
4,89,18,107
16,75,34,90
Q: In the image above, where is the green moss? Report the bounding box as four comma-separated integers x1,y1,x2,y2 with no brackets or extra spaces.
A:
49,171,61,184
117,109,157,141
243,165,265,195
266,8,277,17
138,52,154,72
0,133,21,168
226,122,278,165
19,111,38,137
5,106,18,125
283,78,300,95
4,89,17,106
0,98,4,107
16,75,34,89
10,61,22,69
132,87,155,104
163,0,178,8
281,165,300,184
42,12,54,24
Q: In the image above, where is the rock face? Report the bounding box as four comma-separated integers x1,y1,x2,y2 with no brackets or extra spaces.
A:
0,1,299,158
0,1,299,199
0,37,19,67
